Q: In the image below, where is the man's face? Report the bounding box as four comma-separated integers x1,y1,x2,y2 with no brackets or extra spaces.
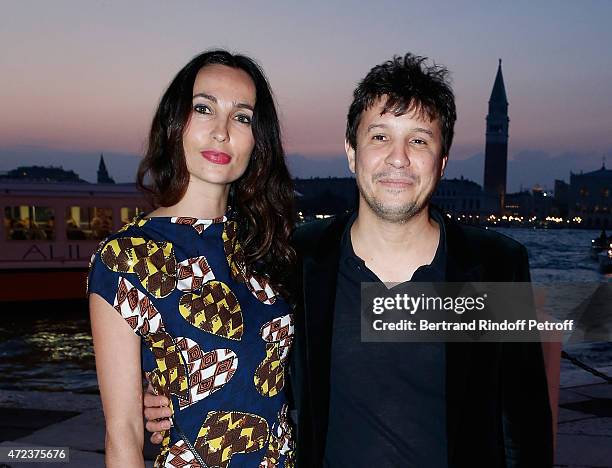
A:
347,97,448,223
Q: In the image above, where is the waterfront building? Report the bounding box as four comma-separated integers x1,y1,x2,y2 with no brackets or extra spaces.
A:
293,177,357,216
568,163,612,228
505,186,553,219
553,179,570,218
431,177,497,219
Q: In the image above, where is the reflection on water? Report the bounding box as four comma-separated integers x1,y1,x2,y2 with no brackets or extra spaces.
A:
0,227,611,392
494,227,612,372
0,317,98,393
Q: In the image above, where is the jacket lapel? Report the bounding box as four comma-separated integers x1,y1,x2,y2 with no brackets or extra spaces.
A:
301,212,351,453
443,213,485,462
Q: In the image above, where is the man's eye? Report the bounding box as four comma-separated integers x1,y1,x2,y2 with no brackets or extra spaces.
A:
235,114,252,125
194,104,211,114
372,134,387,141
412,138,426,145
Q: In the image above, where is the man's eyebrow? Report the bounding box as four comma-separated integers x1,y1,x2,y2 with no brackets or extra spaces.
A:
193,93,254,111
366,123,388,132
412,127,434,136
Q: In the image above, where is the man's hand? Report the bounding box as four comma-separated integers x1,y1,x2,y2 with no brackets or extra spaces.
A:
143,383,172,444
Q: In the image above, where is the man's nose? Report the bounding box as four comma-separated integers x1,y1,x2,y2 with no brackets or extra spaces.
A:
385,144,410,168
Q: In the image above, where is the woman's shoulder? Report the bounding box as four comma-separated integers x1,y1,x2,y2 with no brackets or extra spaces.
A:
87,216,176,300
89,216,153,259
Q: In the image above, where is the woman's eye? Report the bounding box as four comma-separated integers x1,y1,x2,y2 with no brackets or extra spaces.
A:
235,114,252,125
193,104,211,115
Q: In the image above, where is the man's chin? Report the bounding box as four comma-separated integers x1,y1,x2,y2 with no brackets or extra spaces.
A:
366,198,426,224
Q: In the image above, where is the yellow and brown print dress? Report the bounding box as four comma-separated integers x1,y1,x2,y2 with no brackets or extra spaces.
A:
88,214,295,467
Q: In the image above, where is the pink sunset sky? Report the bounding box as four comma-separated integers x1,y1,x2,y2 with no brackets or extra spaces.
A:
1,0,611,191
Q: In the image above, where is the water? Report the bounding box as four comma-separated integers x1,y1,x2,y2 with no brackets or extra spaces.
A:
494,227,612,373
0,316,98,393
0,227,610,393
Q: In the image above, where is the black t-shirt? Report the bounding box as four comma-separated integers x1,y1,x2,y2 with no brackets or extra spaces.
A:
324,209,448,467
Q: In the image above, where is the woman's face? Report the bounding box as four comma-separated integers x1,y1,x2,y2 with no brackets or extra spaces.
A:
182,64,256,192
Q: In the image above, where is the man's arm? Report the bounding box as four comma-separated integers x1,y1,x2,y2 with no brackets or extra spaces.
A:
501,245,554,467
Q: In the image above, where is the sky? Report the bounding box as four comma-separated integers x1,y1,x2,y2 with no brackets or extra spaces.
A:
1,0,611,191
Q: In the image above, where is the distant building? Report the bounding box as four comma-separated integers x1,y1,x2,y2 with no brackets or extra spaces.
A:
504,191,533,218
569,163,612,228
505,186,553,219
483,59,509,214
97,154,115,184
294,177,356,216
552,179,570,218
431,177,497,218
0,165,85,183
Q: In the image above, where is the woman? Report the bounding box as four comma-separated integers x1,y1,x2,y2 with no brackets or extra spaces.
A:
89,50,296,468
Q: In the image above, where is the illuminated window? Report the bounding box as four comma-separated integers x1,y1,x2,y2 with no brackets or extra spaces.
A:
120,207,144,224
4,206,55,241
66,207,113,240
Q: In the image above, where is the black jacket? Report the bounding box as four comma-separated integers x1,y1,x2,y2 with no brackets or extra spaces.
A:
290,209,553,468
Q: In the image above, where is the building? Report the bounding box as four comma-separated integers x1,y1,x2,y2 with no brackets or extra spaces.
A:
97,154,115,184
294,177,357,216
505,186,553,220
568,163,612,228
431,177,497,219
552,179,570,218
483,59,510,214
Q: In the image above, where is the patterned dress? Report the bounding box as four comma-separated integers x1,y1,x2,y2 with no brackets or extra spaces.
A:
88,214,295,468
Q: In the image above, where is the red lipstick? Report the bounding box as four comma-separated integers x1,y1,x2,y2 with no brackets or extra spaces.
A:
201,150,232,165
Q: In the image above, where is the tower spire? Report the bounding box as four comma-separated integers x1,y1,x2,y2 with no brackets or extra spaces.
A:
489,59,508,105
97,153,115,184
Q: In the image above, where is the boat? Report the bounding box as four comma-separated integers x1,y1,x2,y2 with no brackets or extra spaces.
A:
598,243,612,273
591,229,612,259
0,180,149,301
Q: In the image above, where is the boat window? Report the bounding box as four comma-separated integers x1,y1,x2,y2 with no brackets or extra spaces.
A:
120,207,144,224
4,206,55,241
66,207,112,240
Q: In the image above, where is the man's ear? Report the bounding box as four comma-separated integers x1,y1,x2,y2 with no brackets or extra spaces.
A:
440,154,448,178
346,140,356,174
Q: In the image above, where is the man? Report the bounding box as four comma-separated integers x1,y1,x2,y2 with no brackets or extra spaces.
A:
145,53,553,467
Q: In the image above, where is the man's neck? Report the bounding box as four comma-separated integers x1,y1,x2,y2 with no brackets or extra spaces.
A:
350,204,440,283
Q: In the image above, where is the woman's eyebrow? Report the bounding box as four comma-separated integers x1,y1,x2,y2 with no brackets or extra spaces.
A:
193,92,253,111
193,92,216,101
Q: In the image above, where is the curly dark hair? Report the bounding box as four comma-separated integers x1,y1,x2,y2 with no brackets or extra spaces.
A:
346,53,457,157
137,49,295,290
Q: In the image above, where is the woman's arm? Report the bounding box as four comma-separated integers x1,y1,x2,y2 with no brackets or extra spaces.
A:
90,292,145,468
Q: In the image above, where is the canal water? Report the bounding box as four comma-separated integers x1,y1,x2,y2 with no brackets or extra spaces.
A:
0,227,611,393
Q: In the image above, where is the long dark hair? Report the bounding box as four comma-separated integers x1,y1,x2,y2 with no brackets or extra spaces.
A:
137,49,295,289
